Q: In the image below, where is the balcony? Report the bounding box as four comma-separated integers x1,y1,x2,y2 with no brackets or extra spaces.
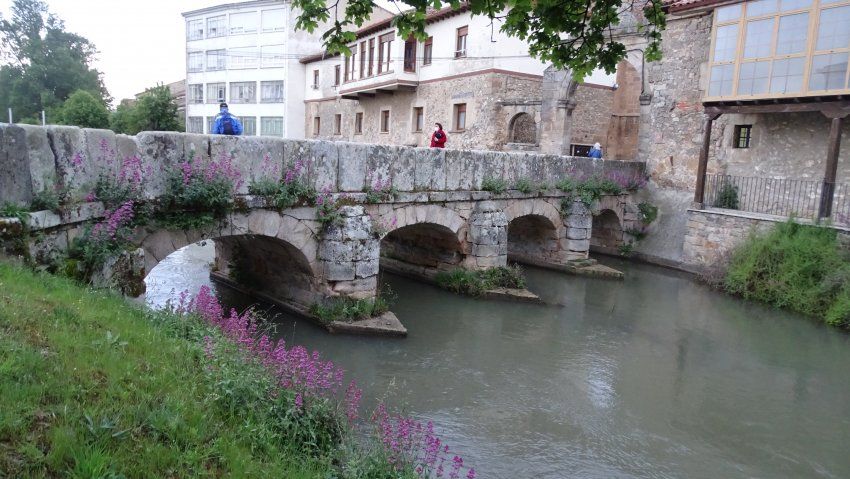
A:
338,70,419,99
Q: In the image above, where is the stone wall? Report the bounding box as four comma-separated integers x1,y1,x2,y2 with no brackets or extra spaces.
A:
570,84,616,150
0,123,646,207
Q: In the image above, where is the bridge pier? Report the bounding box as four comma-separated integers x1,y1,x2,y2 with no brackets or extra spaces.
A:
466,201,509,269
318,206,380,300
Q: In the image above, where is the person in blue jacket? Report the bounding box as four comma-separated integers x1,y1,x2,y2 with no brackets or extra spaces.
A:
212,102,243,135
587,142,603,158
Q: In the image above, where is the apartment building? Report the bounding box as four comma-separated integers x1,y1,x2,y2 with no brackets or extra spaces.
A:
182,0,359,138
301,5,559,151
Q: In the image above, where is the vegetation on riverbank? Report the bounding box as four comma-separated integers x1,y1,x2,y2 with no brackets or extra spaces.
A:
720,221,850,328
0,262,474,478
310,289,394,324
435,265,527,296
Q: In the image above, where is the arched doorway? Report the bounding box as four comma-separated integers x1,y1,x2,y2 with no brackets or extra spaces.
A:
509,113,538,144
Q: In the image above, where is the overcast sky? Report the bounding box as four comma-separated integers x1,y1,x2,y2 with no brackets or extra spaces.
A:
0,0,614,106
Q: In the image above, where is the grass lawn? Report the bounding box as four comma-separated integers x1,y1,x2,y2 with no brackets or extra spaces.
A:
0,261,325,478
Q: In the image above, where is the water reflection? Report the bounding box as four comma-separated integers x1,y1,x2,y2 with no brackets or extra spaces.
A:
146,244,850,479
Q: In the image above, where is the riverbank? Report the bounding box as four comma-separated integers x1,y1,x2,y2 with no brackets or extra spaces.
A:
0,261,471,478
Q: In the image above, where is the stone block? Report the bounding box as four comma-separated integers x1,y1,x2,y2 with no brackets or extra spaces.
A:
566,214,592,229
355,259,379,278
136,131,185,199
247,210,282,237
184,133,210,162
474,255,506,268
28,210,62,230
332,276,378,295
471,191,492,200
428,191,447,202
446,191,471,202
63,202,105,224
390,146,416,191
472,243,507,257
0,123,33,205
281,140,336,192
353,239,379,261
319,240,354,262
19,125,56,197
323,260,356,281
567,227,590,240
394,191,428,203
567,239,590,251
229,136,286,194
445,149,474,190
413,147,446,191
46,125,91,200
336,142,375,192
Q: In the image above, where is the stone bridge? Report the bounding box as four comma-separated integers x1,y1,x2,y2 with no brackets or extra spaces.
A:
1,124,645,332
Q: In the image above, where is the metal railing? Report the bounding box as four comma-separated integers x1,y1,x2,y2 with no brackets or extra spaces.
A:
703,174,850,226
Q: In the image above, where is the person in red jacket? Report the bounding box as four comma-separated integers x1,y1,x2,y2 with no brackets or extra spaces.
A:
430,122,447,148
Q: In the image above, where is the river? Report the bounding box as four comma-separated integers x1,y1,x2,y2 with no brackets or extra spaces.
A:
145,242,850,479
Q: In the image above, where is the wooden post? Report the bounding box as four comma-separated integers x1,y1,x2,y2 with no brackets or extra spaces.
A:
818,115,844,219
694,113,720,206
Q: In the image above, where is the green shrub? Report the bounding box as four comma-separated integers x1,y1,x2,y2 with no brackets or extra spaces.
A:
435,265,526,296
514,177,534,194
309,288,394,323
714,182,740,209
638,202,658,224
556,175,623,206
1,202,29,226
724,221,850,328
481,176,508,194
31,186,61,212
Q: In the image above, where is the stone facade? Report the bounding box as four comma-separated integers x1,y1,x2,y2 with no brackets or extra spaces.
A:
570,83,616,151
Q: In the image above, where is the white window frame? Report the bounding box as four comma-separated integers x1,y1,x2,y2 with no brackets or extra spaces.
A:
260,80,284,103
187,19,204,40
187,116,203,133
262,8,286,32
207,15,226,38
229,11,259,35
187,52,204,72
206,83,226,103
206,49,226,71
261,116,284,136
230,82,256,103
261,44,286,68
188,84,203,104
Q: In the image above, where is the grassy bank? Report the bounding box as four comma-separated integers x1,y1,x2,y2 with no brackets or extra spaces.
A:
0,262,473,478
0,262,325,477
721,221,850,328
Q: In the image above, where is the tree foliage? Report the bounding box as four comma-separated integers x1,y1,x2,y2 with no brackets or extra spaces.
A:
57,90,109,129
110,85,183,135
0,0,110,124
291,0,666,79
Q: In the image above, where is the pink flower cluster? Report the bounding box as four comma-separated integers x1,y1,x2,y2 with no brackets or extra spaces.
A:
284,159,305,184
177,153,244,190
186,286,357,410
371,403,474,479
71,152,85,168
606,170,648,190
91,200,135,240
117,155,148,190
181,287,473,477
260,152,282,179
367,169,393,192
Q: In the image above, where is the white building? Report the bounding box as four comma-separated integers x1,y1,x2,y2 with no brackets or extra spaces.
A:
182,0,362,138
300,4,553,150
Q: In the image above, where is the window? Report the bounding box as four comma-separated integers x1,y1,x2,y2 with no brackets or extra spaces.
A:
187,117,203,133
334,114,342,135
453,103,466,131
312,69,320,89
230,47,258,69
456,26,468,58
378,32,394,73
707,0,850,99
261,117,284,136
187,19,204,40
260,80,284,102
206,49,226,70
262,8,286,32
230,82,256,103
412,107,423,132
368,38,375,76
423,37,433,65
187,52,204,72
207,15,226,38
380,110,390,133
207,83,226,103
239,116,257,136
313,116,321,136
355,112,363,134
404,36,416,72
261,44,285,68
206,116,216,134
360,42,366,79
188,84,203,103
334,65,341,86
229,12,258,34
350,48,358,80
734,125,753,148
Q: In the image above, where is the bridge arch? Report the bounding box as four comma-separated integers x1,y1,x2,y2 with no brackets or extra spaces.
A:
504,199,564,265
590,209,625,251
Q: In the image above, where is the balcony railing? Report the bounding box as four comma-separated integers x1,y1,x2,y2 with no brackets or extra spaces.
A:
703,174,850,226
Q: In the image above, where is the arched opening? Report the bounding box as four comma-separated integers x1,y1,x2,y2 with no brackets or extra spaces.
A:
144,234,319,310
507,214,559,264
379,222,465,279
590,210,624,251
509,113,537,144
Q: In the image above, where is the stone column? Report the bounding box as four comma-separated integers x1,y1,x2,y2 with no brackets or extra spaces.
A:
467,201,508,269
318,205,379,300
563,200,592,260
